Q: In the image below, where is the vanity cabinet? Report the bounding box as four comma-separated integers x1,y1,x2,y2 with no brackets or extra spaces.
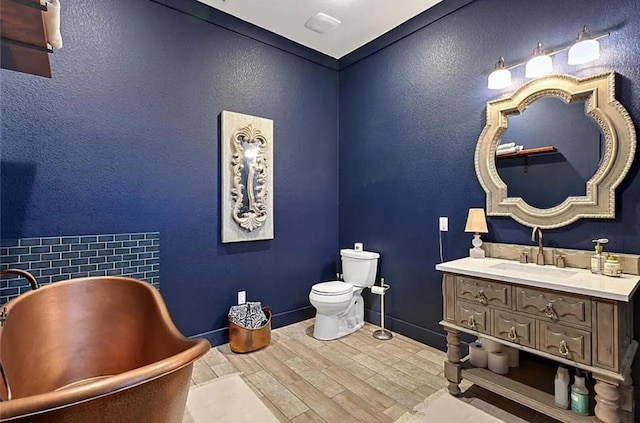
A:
438,257,639,423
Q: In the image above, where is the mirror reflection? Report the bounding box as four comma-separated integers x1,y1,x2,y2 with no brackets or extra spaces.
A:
496,97,603,209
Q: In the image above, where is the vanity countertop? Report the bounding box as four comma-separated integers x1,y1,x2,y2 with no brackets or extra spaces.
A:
436,257,640,302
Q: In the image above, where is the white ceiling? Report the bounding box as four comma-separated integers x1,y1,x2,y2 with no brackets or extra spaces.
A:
196,0,444,59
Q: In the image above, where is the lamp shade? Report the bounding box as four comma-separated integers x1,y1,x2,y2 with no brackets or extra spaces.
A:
525,42,552,78
568,26,600,65
488,57,511,90
465,208,488,233
568,39,600,65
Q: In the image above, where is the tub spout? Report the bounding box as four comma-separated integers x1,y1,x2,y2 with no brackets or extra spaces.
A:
0,268,39,291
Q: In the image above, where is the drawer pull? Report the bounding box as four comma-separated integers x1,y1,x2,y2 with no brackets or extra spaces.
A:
508,326,518,342
467,315,477,330
558,339,569,357
544,302,558,321
475,290,488,305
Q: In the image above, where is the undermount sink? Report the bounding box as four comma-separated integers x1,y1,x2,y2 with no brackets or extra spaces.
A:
489,261,577,278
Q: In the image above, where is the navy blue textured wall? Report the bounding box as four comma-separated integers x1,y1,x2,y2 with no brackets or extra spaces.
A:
1,0,339,341
339,0,640,347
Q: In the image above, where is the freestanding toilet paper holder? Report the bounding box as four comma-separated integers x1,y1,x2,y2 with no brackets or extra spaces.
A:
371,278,392,340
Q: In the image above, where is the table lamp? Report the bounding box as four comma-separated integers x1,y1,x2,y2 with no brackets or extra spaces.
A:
465,208,488,258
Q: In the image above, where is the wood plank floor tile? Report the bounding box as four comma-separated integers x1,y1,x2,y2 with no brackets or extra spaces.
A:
380,343,443,375
201,346,228,365
261,396,293,423
365,373,424,409
284,357,345,398
210,361,239,377
383,403,412,421
353,352,423,391
287,380,360,423
323,366,395,411
247,370,309,419
332,389,394,423
415,346,447,366
326,339,362,357
240,374,264,398
386,336,424,354
316,346,376,380
191,359,217,384
391,360,447,391
349,327,387,348
292,410,327,423
251,348,302,386
268,342,299,362
224,352,263,375
413,383,437,399
282,339,335,369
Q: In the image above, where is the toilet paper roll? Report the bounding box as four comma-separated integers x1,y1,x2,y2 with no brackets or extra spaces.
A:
370,285,385,295
488,351,509,375
505,346,519,368
469,342,487,368
354,242,363,251
481,338,502,353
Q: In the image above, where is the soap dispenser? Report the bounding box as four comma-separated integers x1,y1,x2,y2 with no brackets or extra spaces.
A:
590,238,608,274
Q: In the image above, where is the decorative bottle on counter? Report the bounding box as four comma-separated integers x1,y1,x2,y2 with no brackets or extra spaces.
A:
570,371,589,415
554,365,570,409
590,238,608,274
603,255,622,277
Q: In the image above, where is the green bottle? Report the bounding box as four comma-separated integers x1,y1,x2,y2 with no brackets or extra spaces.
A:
570,371,589,415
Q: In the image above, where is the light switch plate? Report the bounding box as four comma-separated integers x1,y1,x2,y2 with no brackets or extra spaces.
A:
439,217,449,231
237,291,246,305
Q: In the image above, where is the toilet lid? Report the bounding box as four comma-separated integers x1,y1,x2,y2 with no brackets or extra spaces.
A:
311,281,353,296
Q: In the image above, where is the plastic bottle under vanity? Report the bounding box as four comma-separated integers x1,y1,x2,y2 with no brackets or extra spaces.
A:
570,371,589,415
554,365,570,409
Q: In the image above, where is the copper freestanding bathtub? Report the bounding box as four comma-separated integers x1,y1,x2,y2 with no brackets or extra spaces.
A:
0,276,210,422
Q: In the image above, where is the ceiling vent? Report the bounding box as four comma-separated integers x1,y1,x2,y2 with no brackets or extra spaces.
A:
304,13,341,34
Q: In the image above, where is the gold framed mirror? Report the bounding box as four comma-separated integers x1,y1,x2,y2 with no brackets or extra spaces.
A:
475,72,636,229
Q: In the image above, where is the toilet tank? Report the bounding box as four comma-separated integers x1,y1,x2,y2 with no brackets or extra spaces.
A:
340,249,380,287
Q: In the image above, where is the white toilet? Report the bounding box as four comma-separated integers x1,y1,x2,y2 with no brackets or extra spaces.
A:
309,249,379,340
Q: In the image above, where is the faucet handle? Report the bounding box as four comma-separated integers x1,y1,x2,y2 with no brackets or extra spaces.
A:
519,251,529,264
555,255,566,268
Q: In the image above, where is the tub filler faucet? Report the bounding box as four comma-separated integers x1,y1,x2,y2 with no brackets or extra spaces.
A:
0,269,39,291
531,226,545,265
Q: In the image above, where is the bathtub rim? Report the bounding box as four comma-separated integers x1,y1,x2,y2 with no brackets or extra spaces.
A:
0,276,211,421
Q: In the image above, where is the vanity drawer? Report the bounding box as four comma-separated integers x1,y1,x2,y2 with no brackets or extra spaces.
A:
539,322,591,365
492,310,536,348
456,276,511,309
455,300,490,334
516,287,591,328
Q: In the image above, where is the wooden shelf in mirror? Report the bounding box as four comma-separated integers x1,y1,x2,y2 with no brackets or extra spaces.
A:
496,146,557,159
0,0,52,78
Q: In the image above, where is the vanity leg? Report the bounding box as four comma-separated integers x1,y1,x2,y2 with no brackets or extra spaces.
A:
594,377,621,423
444,329,462,396
618,368,634,423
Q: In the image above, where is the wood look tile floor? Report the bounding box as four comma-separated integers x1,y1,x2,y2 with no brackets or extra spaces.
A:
189,320,560,423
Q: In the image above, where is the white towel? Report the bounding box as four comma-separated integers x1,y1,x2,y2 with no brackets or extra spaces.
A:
496,142,516,151
43,0,63,50
496,145,524,156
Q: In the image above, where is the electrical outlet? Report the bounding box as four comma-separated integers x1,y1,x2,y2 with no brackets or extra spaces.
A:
439,217,449,231
237,291,246,305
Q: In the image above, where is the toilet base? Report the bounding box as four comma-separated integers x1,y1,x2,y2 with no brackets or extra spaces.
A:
312,294,364,340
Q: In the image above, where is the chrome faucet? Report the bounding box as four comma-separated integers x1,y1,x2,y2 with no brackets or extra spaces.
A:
0,269,39,291
531,226,545,265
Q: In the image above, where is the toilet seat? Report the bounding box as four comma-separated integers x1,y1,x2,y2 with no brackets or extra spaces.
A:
311,281,353,296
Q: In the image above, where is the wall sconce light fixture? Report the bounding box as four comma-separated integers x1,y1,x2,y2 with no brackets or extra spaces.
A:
487,26,609,90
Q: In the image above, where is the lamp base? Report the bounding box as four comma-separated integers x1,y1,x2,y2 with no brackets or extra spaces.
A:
469,234,485,258
469,247,485,258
